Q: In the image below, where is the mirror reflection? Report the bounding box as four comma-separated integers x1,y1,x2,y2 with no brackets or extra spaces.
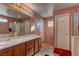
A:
0,4,32,38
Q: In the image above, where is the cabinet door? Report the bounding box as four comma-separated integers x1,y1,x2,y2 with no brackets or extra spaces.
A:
38,38,41,50
26,40,34,56
35,39,39,53
0,48,14,56
26,48,34,56
14,43,25,56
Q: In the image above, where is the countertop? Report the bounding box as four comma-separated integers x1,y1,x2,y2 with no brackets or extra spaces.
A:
0,34,40,51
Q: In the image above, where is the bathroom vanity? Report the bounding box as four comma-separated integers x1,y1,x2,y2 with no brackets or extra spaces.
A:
0,35,41,56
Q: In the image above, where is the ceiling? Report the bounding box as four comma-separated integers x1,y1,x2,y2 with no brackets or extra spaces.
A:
0,3,79,18
53,3,79,11
26,3,79,17
25,3,53,17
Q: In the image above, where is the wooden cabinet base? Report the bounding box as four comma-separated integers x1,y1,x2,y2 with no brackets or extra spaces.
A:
0,38,41,56
14,43,25,56
35,39,39,53
0,48,14,56
26,40,35,56
38,38,41,50
26,48,34,56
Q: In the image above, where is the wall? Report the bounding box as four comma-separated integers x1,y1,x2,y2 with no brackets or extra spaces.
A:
44,16,54,45
54,6,79,36
34,16,44,41
54,5,79,49
40,19,44,41
54,6,79,15
0,15,19,34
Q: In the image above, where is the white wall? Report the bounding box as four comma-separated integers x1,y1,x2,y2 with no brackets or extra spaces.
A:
40,19,44,41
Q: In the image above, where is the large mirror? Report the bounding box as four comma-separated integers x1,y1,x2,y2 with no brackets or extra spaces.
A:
0,4,32,38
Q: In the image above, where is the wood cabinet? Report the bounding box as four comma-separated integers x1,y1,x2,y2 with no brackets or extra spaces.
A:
26,48,34,56
14,43,25,56
38,38,41,50
26,40,34,56
0,38,41,56
0,47,14,56
35,39,39,53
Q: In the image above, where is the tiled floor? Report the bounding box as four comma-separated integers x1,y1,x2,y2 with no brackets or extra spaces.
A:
34,42,54,56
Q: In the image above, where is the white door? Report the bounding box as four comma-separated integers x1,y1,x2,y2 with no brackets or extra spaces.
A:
55,14,70,50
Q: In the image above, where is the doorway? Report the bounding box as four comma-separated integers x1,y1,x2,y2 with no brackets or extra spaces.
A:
55,14,70,50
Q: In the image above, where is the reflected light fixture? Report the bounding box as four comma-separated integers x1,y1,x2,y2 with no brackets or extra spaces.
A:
0,18,8,22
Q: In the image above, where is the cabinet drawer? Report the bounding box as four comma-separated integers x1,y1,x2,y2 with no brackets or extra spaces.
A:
26,48,34,56
26,40,34,45
39,39,41,50
26,44,34,51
